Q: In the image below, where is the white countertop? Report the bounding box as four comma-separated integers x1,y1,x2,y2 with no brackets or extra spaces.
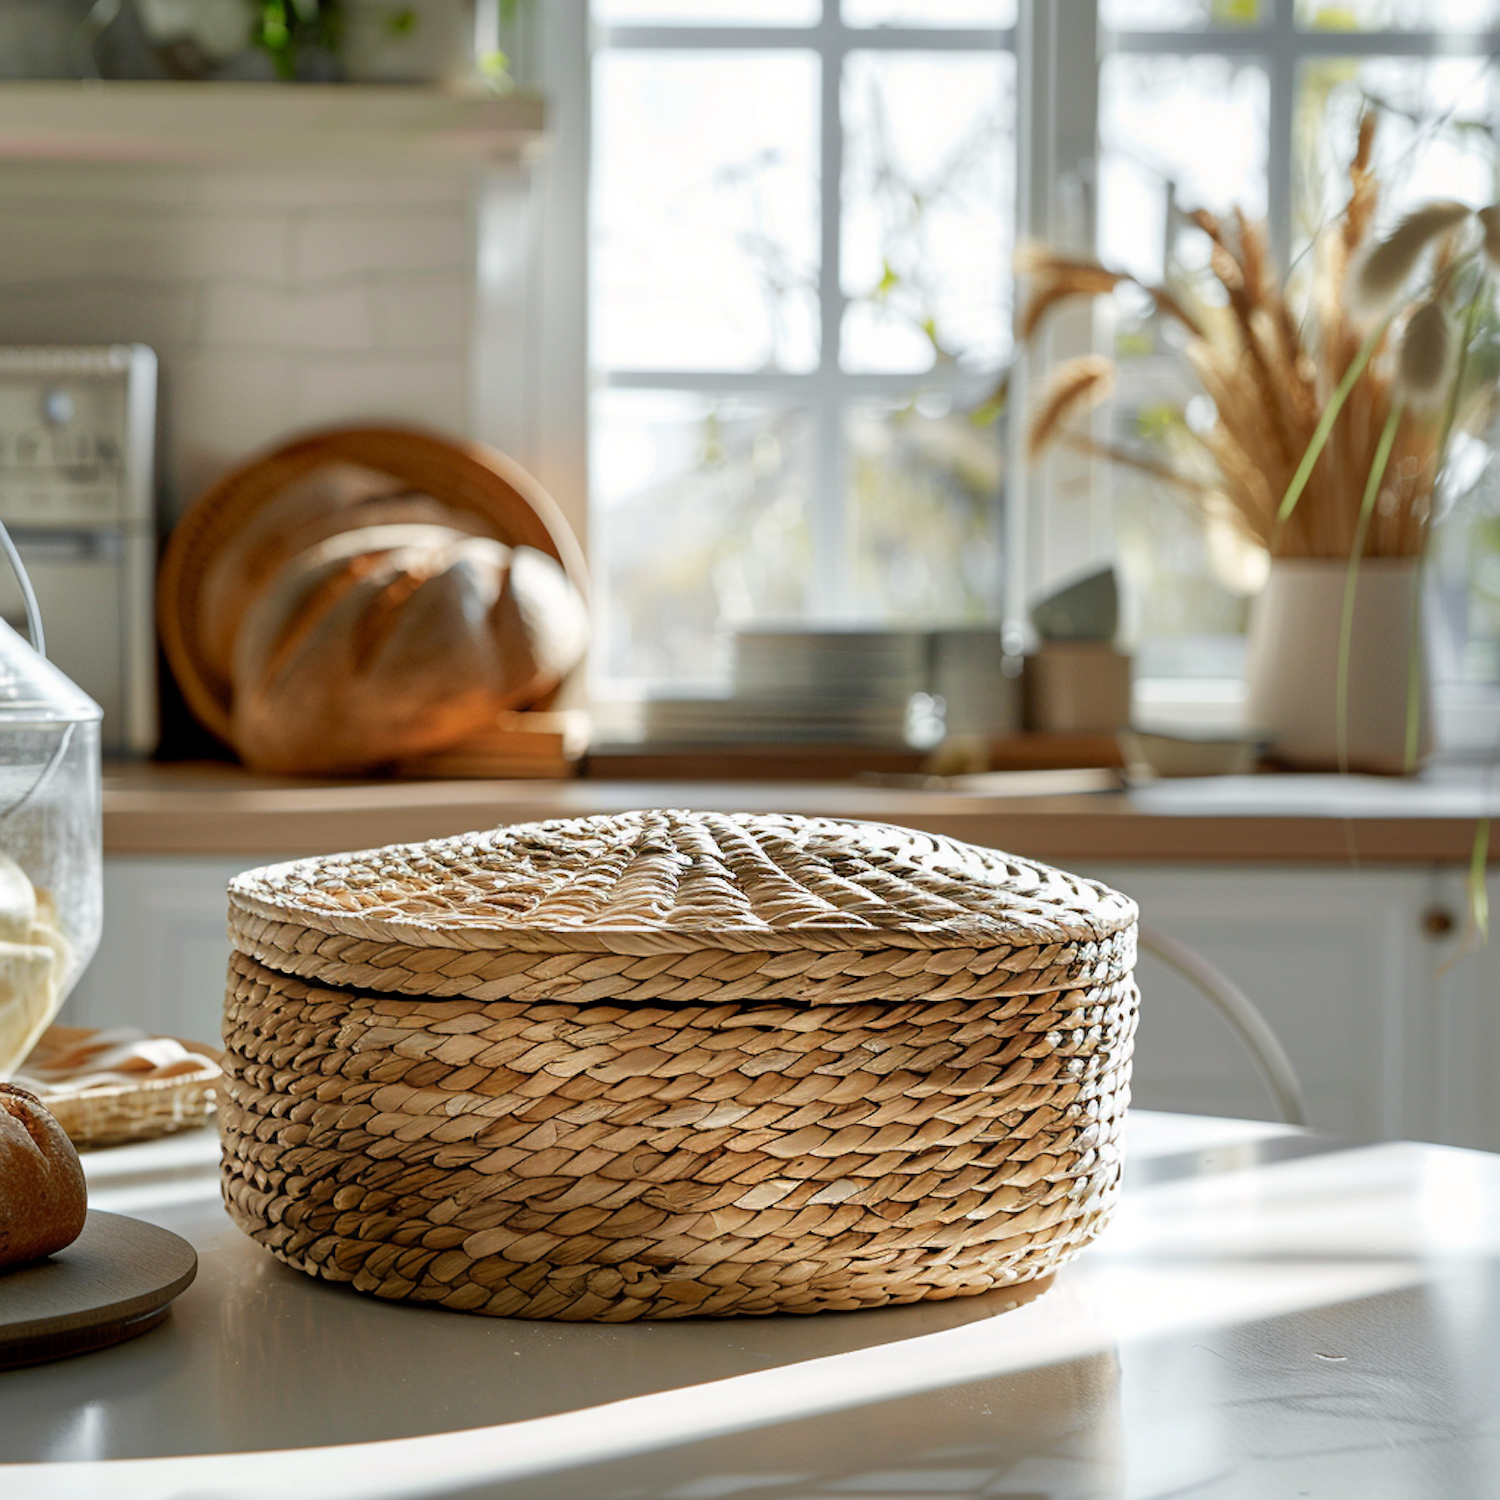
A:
5,1111,1498,1498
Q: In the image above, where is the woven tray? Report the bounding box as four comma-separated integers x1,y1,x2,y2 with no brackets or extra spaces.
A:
18,1027,222,1151
221,811,1139,1320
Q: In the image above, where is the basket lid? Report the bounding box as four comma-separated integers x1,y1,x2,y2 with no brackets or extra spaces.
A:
228,812,1136,1004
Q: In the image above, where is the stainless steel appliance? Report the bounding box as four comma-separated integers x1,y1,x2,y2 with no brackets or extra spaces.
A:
0,346,157,757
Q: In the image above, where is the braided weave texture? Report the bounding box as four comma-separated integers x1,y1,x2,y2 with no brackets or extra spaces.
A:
221,811,1140,1319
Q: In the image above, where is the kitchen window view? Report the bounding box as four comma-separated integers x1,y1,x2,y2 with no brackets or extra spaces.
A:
590,0,1500,745
589,2,1014,689
1100,0,1500,730
9,4,1500,1494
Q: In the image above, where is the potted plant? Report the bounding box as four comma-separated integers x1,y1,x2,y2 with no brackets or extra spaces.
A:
126,1,491,83
1018,114,1500,775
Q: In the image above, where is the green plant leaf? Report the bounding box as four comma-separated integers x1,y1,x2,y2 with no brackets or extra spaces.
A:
1335,399,1403,773
1135,402,1183,444
479,49,513,86
1209,0,1262,23
968,377,1008,427
1277,312,1393,532
1469,818,1490,946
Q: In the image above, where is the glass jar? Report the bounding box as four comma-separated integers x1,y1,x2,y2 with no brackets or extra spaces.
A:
0,616,102,1077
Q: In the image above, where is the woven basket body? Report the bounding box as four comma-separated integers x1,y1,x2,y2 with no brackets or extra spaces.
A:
220,811,1138,1320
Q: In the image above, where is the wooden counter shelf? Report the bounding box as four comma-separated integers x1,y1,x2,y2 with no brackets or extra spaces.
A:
102,760,1500,865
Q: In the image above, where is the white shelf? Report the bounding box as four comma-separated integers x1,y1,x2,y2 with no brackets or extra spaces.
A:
0,82,546,167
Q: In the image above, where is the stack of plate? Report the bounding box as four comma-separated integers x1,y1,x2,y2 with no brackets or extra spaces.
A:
643,628,941,747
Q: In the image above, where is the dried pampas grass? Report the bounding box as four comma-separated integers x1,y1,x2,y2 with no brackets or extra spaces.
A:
1014,112,1494,563
1398,300,1453,407
1027,355,1114,462
1479,204,1500,270
1352,200,1472,312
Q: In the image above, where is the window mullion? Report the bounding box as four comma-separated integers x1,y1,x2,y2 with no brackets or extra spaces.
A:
1008,0,1103,655
1267,0,1297,274
818,3,849,619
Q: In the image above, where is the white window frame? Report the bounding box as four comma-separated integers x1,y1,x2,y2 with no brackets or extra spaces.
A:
576,1,1034,699
1106,4,1500,270
528,1,1500,729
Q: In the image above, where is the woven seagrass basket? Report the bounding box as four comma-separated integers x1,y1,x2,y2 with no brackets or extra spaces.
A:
220,811,1139,1321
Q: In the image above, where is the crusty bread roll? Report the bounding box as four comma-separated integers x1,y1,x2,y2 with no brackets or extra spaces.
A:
0,1082,86,1270
228,523,589,775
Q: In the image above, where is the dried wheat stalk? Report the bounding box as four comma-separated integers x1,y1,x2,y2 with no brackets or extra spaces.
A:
1016,113,1491,561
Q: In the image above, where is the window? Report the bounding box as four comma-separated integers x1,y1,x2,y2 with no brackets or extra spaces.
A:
588,1,1015,690
1099,1,1500,720
579,0,1500,731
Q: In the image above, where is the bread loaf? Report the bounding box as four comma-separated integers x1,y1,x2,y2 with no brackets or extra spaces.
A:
0,1082,86,1270
163,442,591,776
194,462,494,698
228,523,589,775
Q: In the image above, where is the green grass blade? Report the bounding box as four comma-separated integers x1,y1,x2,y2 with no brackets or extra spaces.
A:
1469,818,1490,947
1336,401,1403,773
1404,549,1427,773
1278,314,1392,530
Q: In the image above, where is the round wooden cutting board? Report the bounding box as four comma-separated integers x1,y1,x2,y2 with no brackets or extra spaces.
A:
0,1211,197,1369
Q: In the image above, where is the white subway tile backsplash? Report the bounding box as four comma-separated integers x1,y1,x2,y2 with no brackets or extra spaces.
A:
167,350,301,511
162,217,296,283
202,278,375,351
195,169,473,211
0,160,509,495
293,352,468,432
292,211,470,280
370,271,472,349
0,212,292,284
0,164,209,209
0,278,205,348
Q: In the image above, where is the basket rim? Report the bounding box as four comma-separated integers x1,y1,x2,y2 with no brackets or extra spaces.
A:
225,900,1134,960
227,811,1139,972
227,891,1138,955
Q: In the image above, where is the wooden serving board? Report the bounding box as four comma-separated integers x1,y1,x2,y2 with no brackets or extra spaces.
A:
0,1211,197,1370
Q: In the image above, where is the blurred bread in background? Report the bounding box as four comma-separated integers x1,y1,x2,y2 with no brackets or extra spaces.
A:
159,429,591,777
230,522,587,774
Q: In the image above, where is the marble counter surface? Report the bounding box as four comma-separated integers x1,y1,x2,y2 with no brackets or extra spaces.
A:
4,1111,1498,1498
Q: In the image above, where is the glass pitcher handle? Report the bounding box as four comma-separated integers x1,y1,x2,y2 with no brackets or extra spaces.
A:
0,517,45,659
0,515,63,826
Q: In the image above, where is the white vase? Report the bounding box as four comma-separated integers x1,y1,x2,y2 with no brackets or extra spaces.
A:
341,0,476,84
1244,557,1433,774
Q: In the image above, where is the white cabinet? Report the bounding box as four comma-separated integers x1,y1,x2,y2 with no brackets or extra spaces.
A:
1090,863,1496,1149
63,854,1500,1152
66,855,277,1046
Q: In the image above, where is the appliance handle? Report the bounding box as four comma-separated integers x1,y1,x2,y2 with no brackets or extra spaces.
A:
0,517,45,658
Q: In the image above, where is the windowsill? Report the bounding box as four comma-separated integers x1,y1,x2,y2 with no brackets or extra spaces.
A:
1133,676,1500,761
